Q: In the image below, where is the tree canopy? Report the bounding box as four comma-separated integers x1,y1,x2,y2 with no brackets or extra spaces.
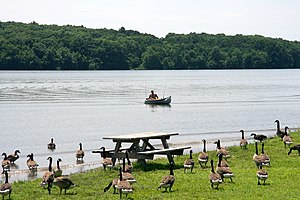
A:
1,21,300,70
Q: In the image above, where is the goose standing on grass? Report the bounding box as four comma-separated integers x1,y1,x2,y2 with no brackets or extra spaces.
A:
54,158,63,178
100,147,113,170
257,163,268,185
53,176,76,195
216,154,234,182
157,162,175,192
184,150,195,173
250,133,267,143
121,157,136,184
48,138,56,150
7,150,20,164
239,130,248,149
1,153,10,172
275,119,285,139
26,153,39,173
104,177,119,194
261,143,270,166
283,126,293,148
214,140,230,159
198,139,209,168
253,143,265,168
41,157,54,194
0,171,12,200
124,151,133,173
116,167,133,199
287,144,300,156
208,160,222,189
76,143,84,161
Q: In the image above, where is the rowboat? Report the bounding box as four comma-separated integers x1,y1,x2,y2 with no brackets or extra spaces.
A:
144,96,171,104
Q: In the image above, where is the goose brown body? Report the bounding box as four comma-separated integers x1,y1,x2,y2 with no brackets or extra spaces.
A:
283,126,293,148
41,157,54,194
76,143,84,160
1,153,10,172
198,139,209,168
208,160,222,189
53,176,76,195
184,150,195,173
116,167,133,198
7,150,20,164
100,147,113,170
216,154,234,182
26,153,39,173
0,171,12,200
157,162,175,192
239,130,248,149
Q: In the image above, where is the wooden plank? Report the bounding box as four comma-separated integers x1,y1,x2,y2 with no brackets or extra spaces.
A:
103,132,179,141
138,146,191,155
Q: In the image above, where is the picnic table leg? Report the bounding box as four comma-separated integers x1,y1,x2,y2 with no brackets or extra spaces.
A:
112,141,122,166
161,137,175,165
133,140,147,167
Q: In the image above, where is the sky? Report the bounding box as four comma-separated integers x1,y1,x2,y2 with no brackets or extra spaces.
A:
1,0,300,41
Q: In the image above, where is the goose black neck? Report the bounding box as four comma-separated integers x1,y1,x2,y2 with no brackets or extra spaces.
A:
217,140,221,148
285,127,289,136
48,157,52,172
218,154,222,167
126,151,131,165
119,167,123,181
276,120,280,130
102,147,106,158
210,160,215,173
261,143,265,154
122,158,126,172
57,160,60,169
241,130,245,139
4,171,8,183
203,140,206,152
255,142,258,155
79,143,82,150
169,164,174,176
51,138,54,143
189,151,193,159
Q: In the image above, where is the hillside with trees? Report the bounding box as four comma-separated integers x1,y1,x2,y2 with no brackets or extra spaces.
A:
1,21,300,70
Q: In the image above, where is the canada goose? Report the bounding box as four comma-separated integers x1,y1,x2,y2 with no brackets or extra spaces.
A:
208,160,222,189
0,171,12,200
104,177,119,194
214,140,230,159
26,153,39,173
1,153,10,172
54,158,63,178
116,167,133,199
283,126,293,148
287,144,300,156
48,138,56,150
41,157,54,194
198,139,209,168
124,151,133,173
275,119,285,139
76,143,84,160
157,162,175,192
261,143,270,166
239,130,248,149
184,150,195,173
257,163,268,185
250,133,267,143
216,154,234,182
121,157,137,184
100,147,113,170
53,176,76,195
253,143,266,168
7,150,20,164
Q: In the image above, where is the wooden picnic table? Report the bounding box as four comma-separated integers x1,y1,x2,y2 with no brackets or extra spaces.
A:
92,132,190,167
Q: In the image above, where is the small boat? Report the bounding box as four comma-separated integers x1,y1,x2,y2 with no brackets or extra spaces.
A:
144,96,171,104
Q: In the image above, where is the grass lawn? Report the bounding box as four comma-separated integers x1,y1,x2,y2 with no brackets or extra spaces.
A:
9,130,300,200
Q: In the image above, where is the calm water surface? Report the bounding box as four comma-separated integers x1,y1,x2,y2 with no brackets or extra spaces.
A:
1,70,299,181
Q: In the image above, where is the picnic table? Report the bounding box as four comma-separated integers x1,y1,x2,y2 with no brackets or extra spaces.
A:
92,132,191,167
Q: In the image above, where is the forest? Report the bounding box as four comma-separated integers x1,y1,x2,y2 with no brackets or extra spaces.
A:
1,21,300,70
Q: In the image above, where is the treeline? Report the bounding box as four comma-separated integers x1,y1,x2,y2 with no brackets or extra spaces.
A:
1,21,300,70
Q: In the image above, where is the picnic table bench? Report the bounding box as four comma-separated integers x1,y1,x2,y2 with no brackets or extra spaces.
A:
92,132,191,167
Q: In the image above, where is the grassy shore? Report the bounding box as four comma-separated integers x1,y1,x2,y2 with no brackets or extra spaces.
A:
9,130,300,200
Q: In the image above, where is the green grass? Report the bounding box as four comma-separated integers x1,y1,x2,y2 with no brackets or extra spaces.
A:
10,130,300,200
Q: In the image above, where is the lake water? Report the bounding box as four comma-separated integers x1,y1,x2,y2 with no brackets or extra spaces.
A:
1,69,300,181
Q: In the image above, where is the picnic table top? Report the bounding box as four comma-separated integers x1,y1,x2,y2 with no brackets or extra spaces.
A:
103,132,179,141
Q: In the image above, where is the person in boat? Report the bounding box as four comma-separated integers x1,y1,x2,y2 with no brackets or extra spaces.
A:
148,90,159,100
